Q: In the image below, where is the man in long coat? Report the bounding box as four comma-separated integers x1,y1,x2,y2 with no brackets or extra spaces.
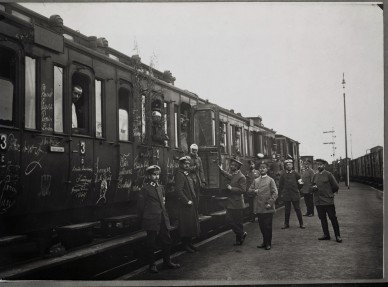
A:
137,165,180,273
188,143,206,206
175,156,200,253
301,160,315,217
218,158,247,246
312,159,342,243
279,159,305,229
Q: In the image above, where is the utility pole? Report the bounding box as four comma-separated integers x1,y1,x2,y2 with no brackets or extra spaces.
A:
323,128,336,162
342,73,350,189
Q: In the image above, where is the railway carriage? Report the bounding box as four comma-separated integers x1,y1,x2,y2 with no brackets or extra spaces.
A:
0,3,300,267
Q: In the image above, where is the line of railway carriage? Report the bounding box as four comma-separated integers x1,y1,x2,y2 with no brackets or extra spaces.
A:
0,3,301,264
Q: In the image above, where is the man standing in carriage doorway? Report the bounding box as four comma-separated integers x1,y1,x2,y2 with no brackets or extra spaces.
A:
189,143,206,207
279,158,305,229
218,158,247,246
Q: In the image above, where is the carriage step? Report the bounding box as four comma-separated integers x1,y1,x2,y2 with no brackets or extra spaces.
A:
57,221,100,250
0,235,28,246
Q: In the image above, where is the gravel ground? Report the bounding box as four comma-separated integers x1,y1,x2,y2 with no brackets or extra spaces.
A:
129,182,383,283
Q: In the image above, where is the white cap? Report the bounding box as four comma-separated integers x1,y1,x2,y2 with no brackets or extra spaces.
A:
257,153,264,159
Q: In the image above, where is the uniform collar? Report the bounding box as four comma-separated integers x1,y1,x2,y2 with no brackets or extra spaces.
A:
150,181,159,187
286,170,293,174
261,174,268,178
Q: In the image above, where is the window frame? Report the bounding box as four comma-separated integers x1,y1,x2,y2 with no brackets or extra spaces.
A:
118,83,134,142
53,64,65,134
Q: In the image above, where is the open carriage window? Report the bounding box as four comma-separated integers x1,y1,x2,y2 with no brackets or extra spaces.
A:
219,121,227,154
71,72,90,134
0,46,17,126
180,102,191,153
118,87,133,141
151,96,168,145
193,110,216,148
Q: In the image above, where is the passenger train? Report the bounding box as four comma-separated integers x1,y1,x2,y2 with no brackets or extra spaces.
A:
0,2,301,267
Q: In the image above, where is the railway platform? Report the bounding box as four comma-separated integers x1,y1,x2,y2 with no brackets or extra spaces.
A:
122,182,384,283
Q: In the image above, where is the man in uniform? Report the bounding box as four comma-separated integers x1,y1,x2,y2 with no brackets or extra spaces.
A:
218,158,247,245
279,159,305,229
188,143,206,207
312,159,342,243
301,160,315,217
137,165,180,273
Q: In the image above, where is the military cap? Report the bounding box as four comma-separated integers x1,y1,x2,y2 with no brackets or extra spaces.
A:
303,159,311,164
257,153,265,159
258,161,269,168
284,159,293,164
179,156,191,162
230,158,243,166
190,143,198,150
146,165,161,174
315,159,328,165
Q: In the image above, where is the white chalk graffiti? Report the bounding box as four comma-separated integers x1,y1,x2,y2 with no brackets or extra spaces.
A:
38,174,51,197
25,160,42,175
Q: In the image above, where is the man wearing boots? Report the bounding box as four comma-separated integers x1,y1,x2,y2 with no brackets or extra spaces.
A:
279,159,305,229
175,156,201,253
218,158,248,246
137,165,180,273
312,159,342,243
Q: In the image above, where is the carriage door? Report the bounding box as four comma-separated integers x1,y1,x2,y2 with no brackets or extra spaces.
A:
68,67,95,206
0,40,22,216
192,106,220,190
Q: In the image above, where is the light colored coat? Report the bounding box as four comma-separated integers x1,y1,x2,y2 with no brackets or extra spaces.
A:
313,170,339,206
248,175,278,213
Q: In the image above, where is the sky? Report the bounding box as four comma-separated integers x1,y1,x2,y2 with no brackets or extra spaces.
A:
21,2,384,162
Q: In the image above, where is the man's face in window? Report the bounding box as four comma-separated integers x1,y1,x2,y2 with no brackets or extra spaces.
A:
72,86,82,103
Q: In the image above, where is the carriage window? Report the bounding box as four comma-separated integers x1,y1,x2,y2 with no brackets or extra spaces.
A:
229,125,233,154
118,87,132,141
54,66,63,133
72,72,90,133
0,47,16,126
164,102,169,147
141,94,146,142
193,110,216,147
180,102,191,153
219,122,227,153
95,80,103,138
244,128,249,156
174,105,179,148
25,56,36,129
249,131,254,156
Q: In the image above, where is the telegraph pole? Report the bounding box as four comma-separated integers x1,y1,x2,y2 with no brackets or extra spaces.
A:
323,128,336,162
342,73,350,189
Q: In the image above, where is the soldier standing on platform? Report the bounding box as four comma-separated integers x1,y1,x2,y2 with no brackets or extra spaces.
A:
248,161,278,250
137,165,181,273
312,159,342,243
301,160,315,217
279,159,305,229
245,160,260,222
175,156,201,253
218,158,248,246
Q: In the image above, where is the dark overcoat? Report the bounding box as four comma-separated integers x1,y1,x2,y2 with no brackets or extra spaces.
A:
137,181,171,232
279,170,302,201
174,168,200,237
220,169,247,209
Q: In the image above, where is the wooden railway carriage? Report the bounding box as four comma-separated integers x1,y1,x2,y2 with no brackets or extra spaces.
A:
0,3,204,240
0,3,301,261
349,146,383,189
